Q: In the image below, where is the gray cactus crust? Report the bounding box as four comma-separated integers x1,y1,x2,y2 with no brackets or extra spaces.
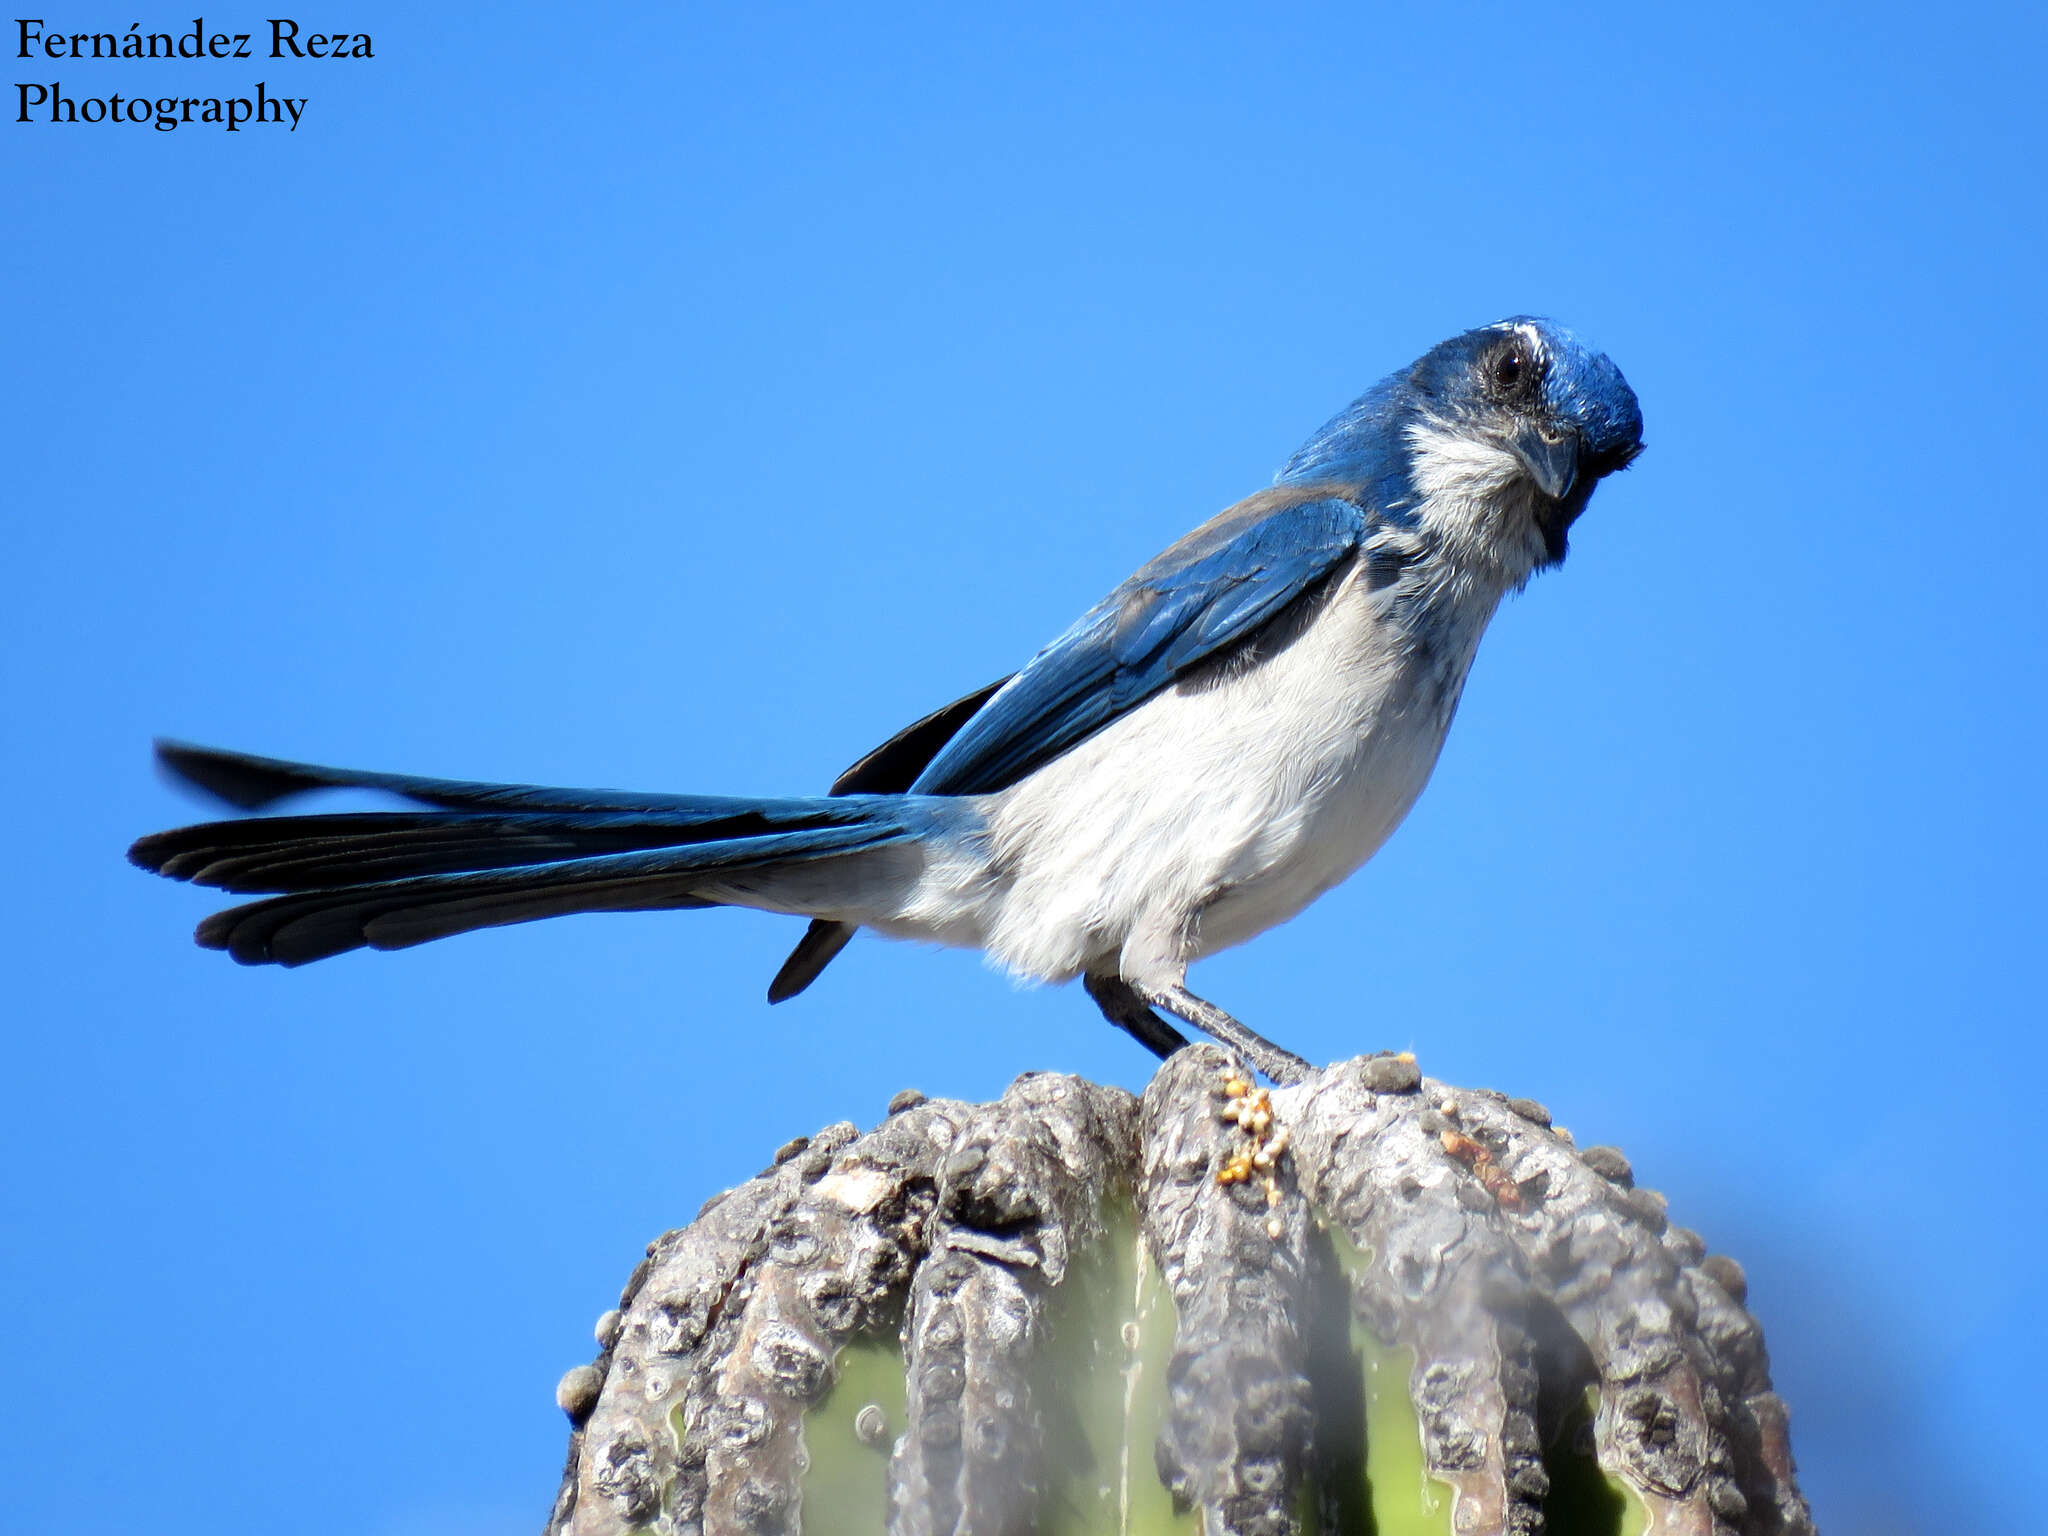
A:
545,1050,1814,1536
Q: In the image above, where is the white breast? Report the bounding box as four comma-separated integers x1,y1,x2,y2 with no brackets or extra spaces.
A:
921,557,1501,986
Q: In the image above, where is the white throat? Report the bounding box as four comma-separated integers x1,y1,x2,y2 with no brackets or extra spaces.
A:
1403,417,1551,593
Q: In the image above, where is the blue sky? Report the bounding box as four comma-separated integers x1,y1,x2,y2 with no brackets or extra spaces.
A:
4,5,2041,1532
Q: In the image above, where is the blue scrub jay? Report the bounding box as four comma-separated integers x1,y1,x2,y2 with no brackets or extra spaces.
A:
132,318,1643,1084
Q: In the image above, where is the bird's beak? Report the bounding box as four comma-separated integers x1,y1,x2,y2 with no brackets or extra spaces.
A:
1514,423,1578,501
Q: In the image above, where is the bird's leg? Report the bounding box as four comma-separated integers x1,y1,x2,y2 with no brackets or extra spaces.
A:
1084,973,1191,1062
1130,980,1312,1085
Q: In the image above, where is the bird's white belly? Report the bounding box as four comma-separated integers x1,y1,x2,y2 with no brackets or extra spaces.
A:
947,566,1488,984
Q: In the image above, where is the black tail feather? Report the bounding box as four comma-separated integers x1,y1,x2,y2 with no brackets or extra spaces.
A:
152,740,746,815
133,813,750,893
135,744,927,967
155,740,348,811
199,874,716,967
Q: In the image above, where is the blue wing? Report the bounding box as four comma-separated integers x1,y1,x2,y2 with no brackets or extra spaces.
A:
910,485,1370,796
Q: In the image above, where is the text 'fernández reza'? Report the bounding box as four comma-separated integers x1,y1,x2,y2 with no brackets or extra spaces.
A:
13,19,377,133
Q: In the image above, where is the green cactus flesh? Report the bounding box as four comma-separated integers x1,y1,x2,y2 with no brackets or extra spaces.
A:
1539,1386,1647,1536
790,1196,1651,1534
796,1197,1193,1535
797,1331,911,1533
1312,1226,1454,1536
1033,1199,1194,1534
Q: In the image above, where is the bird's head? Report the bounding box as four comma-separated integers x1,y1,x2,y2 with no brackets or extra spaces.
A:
1282,318,1644,578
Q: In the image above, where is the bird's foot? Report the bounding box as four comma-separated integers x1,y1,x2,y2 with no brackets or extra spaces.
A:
1133,981,1311,1086
1083,974,1191,1061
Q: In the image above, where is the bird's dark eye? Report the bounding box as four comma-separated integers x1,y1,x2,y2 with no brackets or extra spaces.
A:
1491,348,1526,392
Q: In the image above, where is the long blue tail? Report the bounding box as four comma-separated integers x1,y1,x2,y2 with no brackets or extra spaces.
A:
129,742,931,967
